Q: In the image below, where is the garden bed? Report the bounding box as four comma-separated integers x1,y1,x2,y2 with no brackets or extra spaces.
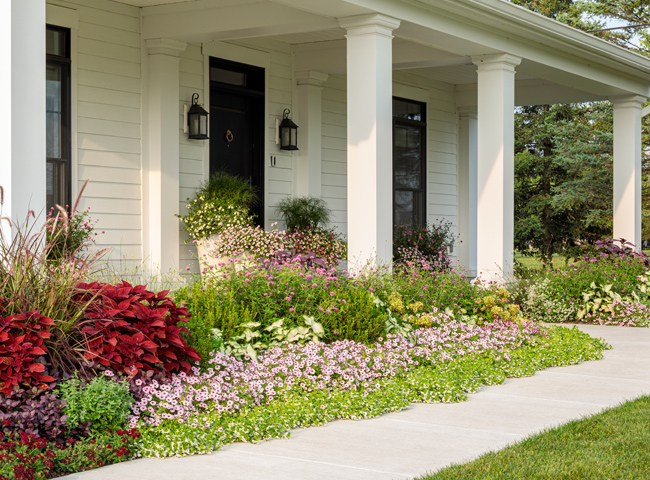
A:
1,185,646,479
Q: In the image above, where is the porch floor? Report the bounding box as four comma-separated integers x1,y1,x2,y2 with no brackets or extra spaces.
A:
63,325,650,479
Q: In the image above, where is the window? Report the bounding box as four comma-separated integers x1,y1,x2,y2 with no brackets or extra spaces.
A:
393,97,426,228
46,25,71,211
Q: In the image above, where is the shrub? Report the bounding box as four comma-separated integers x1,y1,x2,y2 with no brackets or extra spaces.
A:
520,255,648,323
45,180,97,263
285,229,346,268
0,386,83,441
58,373,133,435
0,428,141,480
318,288,387,344
582,237,650,267
78,281,201,376
393,220,454,272
177,287,256,364
184,264,387,346
178,172,257,241
0,309,56,394
522,278,579,323
275,196,331,232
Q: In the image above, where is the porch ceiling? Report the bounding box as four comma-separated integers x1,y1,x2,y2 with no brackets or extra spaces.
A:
135,0,650,101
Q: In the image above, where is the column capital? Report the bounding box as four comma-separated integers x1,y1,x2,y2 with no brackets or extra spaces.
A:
610,94,647,109
146,38,187,57
458,106,478,118
296,71,329,87
339,14,401,38
471,53,521,73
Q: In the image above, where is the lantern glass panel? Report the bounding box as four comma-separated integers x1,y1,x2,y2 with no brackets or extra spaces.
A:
281,127,290,148
200,115,208,136
290,128,297,148
189,114,200,137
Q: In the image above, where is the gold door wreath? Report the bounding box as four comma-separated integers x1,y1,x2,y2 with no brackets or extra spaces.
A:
225,130,234,143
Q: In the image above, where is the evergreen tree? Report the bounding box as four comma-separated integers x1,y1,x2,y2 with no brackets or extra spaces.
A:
514,103,613,266
510,0,650,261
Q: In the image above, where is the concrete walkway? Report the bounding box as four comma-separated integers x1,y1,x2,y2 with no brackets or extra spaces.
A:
66,325,650,480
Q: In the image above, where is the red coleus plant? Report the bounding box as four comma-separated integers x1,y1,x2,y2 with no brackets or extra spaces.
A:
0,310,56,395
77,282,201,377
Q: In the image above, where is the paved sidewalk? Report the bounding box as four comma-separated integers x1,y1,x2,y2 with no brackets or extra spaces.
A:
65,325,650,480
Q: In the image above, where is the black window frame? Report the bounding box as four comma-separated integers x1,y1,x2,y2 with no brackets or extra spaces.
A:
393,96,427,229
46,24,72,212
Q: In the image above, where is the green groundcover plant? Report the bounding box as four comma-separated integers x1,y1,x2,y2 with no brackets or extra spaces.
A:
132,324,608,457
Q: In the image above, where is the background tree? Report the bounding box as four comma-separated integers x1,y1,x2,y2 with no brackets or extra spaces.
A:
509,0,650,262
514,103,613,266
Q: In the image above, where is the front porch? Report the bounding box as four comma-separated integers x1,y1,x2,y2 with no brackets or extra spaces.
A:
3,0,650,279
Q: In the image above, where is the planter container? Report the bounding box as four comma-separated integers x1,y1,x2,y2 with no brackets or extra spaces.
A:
196,235,251,274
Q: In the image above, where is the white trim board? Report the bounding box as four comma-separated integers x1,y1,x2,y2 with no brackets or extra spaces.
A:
46,4,78,30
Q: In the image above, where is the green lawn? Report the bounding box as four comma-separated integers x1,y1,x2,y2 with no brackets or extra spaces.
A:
514,253,569,269
418,395,650,480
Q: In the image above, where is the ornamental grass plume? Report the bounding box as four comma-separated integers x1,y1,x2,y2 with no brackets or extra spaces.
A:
0,183,107,377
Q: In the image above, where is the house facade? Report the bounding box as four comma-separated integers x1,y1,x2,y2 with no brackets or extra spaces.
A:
3,0,650,279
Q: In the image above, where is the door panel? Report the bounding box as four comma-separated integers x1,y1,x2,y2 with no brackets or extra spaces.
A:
209,60,264,225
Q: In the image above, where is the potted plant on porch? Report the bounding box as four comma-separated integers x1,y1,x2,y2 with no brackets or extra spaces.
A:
178,172,257,272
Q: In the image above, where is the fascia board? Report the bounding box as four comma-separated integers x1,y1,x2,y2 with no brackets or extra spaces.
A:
342,0,650,82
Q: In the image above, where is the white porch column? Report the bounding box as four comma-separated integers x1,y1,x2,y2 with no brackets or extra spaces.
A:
0,0,46,238
145,39,186,273
458,107,478,277
612,95,645,249
339,14,400,269
471,54,521,281
294,71,328,197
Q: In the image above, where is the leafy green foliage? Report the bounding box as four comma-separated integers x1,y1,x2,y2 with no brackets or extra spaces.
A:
57,374,134,435
181,264,388,347
514,103,614,265
176,286,256,361
521,256,649,323
211,316,325,362
0,428,141,480
275,196,332,232
393,221,454,271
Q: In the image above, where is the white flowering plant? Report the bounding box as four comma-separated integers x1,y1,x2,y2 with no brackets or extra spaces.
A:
177,172,258,241
180,200,253,241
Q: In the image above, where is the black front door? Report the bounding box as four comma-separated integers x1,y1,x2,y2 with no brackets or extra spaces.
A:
210,58,265,224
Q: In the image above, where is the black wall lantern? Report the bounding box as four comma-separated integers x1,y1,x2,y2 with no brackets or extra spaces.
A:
279,108,298,150
187,93,209,140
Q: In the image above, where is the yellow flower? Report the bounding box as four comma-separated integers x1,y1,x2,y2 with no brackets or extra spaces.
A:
408,301,424,314
407,314,433,328
388,291,405,314
491,306,504,316
482,295,496,309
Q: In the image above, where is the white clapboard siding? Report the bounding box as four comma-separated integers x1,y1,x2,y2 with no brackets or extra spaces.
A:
320,71,459,252
178,44,206,273
321,74,348,235
49,0,143,265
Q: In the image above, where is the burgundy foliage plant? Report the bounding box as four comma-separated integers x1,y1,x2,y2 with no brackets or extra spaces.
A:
77,282,201,377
